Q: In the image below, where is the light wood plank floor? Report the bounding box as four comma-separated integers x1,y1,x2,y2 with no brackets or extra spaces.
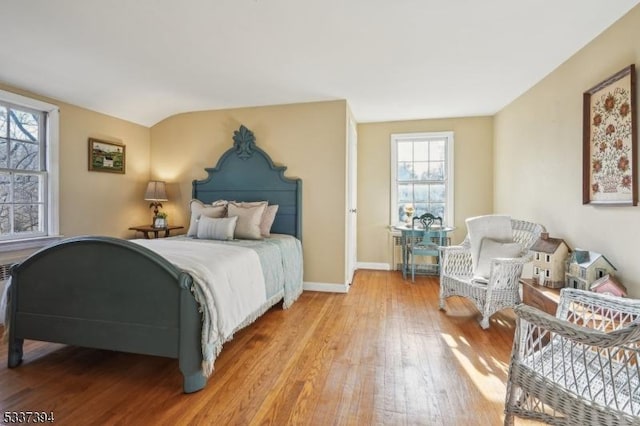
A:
0,270,536,425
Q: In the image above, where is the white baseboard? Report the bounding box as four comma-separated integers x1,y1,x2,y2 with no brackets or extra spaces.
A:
356,262,392,271
303,281,350,293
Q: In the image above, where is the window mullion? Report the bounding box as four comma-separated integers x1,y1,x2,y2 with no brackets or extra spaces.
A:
9,171,14,235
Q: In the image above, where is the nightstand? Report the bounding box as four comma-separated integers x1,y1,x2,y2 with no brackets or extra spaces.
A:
129,225,184,239
521,278,561,316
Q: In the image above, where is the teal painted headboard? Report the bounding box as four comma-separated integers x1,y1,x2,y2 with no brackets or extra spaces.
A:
192,125,302,240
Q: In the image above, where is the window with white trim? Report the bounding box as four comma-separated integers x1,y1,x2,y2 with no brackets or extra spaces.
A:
390,132,454,226
0,90,59,246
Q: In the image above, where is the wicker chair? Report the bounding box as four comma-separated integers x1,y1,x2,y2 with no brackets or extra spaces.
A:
438,219,545,329
504,288,640,425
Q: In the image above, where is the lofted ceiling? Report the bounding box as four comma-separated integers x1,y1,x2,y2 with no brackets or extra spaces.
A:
1,0,639,127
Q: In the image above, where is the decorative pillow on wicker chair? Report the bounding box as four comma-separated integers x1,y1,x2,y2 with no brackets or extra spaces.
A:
474,238,523,282
196,216,237,240
187,199,227,237
227,202,267,240
466,215,513,273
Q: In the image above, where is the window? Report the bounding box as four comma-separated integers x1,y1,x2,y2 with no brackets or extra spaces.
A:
535,253,540,261
545,254,551,263
390,132,454,226
534,266,539,275
0,90,59,248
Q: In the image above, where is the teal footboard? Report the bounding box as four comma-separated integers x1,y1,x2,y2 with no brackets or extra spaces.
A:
6,236,207,393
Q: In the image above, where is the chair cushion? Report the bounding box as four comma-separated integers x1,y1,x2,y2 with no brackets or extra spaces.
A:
474,237,523,281
466,215,513,273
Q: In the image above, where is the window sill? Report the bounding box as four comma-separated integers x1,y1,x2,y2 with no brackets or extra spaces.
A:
0,235,64,254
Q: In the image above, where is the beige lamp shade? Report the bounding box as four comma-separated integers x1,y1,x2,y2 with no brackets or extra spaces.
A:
144,181,168,201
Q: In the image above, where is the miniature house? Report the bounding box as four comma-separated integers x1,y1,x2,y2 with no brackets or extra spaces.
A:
565,249,616,291
590,274,627,297
530,233,571,288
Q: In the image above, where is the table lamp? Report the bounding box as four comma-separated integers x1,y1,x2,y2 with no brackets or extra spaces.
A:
144,180,168,224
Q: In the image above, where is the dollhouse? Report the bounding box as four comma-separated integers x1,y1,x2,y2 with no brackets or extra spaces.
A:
530,233,570,288
565,249,616,291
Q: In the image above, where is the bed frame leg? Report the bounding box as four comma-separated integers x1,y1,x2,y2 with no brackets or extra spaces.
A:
182,371,207,394
179,279,207,393
8,337,23,368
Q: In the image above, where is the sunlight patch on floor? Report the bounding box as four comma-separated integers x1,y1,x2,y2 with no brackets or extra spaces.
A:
441,333,508,404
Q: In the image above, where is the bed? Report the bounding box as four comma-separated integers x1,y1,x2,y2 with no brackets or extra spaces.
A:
4,125,303,393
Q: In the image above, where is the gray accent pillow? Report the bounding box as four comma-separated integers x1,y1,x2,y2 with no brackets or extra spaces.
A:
196,216,237,240
227,202,267,240
187,199,227,237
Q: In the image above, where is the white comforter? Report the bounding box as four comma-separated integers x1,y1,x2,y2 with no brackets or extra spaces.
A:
132,238,267,375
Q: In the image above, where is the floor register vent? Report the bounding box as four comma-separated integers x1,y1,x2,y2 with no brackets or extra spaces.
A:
0,263,12,282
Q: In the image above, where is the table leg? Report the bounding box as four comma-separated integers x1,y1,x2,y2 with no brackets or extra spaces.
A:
402,234,407,279
164,229,170,237
143,231,151,239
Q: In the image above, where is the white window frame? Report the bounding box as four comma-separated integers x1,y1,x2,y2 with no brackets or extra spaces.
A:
0,89,60,253
390,131,454,226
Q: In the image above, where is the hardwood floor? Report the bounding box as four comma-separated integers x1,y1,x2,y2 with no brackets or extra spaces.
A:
0,271,536,425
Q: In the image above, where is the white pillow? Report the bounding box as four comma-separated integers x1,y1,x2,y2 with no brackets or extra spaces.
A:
474,238,523,281
227,202,267,240
196,216,237,240
466,215,513,273
187,199,226,237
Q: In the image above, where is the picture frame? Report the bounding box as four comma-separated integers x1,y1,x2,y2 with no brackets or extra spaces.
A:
88,138,126,174
583,64,637,205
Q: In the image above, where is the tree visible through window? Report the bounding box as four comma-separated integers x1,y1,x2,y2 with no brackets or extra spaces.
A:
391,132,454,226
0,103,46,239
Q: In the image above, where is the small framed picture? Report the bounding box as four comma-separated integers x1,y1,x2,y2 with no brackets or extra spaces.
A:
154,217,167,228
89,138,126,174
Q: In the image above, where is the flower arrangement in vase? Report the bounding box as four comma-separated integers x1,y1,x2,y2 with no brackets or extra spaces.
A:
154,211,168,228
403,204,415,226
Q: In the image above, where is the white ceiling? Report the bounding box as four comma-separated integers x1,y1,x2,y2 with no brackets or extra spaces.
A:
1,0,639,127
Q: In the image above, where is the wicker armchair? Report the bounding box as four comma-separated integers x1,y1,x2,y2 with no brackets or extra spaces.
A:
439,219,544,329
504,289,640,425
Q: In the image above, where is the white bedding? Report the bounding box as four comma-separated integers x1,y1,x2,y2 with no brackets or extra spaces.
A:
131,238,267,376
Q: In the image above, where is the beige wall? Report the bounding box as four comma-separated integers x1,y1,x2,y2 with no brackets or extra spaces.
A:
0,83,151,242
357,117,494,265
150,100,348,285
494,5,640,296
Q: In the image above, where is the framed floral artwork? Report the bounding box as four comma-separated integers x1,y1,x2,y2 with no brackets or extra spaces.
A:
583,64,637,205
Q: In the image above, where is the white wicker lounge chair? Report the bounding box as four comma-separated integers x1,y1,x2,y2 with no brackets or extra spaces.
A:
504,288,640,425
439,218,545,329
